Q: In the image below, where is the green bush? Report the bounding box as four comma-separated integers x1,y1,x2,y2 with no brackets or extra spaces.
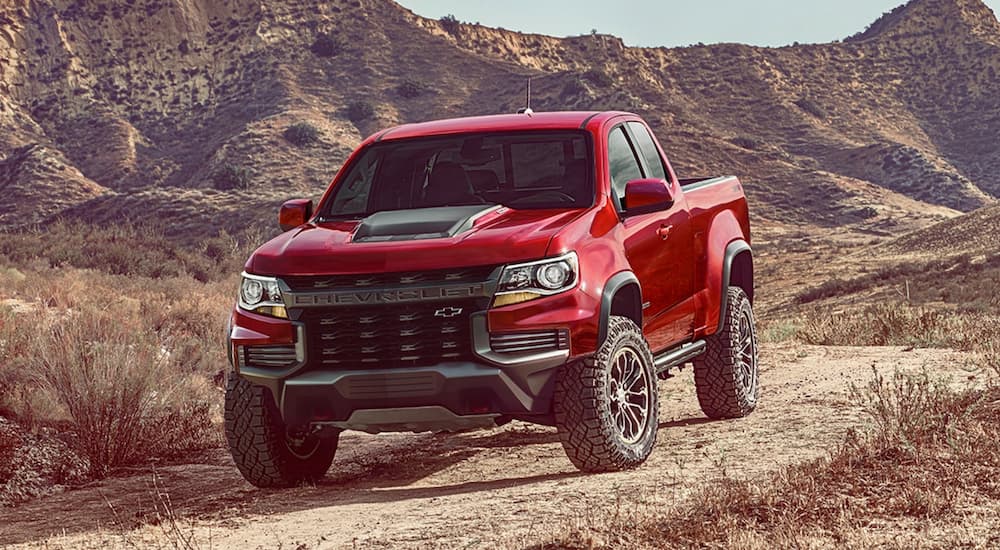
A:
347,100,375,121
397,79,426,99
212,162,253,190
731,136,764,150
440,14,460,35
582,68,613,87
310,32,344,57
560,79,587,98
283,122,321,146
795,97,827,118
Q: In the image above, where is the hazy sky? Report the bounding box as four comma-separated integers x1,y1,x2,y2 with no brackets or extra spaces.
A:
396,0,1000,48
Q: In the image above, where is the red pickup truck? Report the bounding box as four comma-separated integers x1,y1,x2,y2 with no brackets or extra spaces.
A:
225,111,757,487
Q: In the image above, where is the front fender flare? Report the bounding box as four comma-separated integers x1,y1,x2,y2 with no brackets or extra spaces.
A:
597,271,642,346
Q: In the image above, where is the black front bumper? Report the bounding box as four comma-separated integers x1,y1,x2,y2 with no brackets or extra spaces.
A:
278,359,561,432
235,312,571,433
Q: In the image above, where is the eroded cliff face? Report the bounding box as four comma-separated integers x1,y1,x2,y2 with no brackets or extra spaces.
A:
0,0,997,236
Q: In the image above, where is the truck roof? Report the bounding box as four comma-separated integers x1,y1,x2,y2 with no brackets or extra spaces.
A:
371,111,632,143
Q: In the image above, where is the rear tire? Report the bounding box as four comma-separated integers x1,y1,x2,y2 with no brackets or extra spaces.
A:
554,316,658,472
224,376,338,488
694,287,759,419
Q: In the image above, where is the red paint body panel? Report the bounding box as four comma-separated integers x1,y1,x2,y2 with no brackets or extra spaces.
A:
235,111,750,361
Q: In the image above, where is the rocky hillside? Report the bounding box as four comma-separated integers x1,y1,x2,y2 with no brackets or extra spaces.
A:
0,0,998,238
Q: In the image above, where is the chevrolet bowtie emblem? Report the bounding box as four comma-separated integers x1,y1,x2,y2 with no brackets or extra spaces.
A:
434,307,463,318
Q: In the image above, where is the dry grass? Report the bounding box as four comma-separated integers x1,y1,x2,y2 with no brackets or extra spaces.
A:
537,359,1000,549
795,253,1000,313
0,227,244,495
0,222,252,283
797,303,998,351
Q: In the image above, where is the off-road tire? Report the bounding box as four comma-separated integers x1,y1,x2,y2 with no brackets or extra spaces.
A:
694,287,759,419
554,316,658,472
224,376,338,488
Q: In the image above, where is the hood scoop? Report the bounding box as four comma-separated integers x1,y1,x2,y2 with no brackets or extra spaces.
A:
352,205,502,243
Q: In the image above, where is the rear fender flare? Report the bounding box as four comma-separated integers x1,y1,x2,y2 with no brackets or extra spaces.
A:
715,241,753,334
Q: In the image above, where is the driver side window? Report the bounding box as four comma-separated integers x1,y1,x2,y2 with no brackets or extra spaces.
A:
607,127,643,207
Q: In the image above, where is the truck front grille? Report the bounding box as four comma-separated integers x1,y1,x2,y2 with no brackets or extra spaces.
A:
490,330,570,354
303,302,478,370
284,265,498,291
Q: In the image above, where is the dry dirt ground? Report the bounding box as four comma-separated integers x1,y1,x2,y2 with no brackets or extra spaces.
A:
0,344,975,549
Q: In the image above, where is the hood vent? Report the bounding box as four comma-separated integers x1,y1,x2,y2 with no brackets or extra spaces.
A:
352,205,501,243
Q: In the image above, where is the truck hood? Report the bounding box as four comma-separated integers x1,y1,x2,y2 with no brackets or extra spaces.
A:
247,205,586,276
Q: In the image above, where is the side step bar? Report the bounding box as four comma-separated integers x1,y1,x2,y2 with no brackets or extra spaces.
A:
653,340,706,375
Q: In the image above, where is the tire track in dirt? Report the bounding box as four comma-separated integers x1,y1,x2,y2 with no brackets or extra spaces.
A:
1,344,974,549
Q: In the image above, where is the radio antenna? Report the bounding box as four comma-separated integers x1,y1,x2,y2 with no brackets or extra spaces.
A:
517,77,534,116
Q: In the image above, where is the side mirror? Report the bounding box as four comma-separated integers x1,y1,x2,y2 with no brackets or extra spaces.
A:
279,199,313,231
623,178,673,216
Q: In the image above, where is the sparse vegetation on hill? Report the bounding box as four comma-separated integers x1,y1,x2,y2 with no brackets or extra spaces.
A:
212,163,254,191
283,122,322,146
309,31,345,58
0,0,997,231
0,223,250,282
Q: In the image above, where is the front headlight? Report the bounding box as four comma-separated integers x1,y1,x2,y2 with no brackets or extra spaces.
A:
494,252,579,307
239,272,288,319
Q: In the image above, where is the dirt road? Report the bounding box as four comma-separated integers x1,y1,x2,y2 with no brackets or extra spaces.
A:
0,344,974,549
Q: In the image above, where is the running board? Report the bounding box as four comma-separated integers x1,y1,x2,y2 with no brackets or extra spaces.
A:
653,340,707,374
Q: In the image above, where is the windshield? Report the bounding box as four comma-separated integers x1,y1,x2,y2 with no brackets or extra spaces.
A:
321,131,594,219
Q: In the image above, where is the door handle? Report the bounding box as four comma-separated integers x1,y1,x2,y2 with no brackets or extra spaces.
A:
657,224,673,240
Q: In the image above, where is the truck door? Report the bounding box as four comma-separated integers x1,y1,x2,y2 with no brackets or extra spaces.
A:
607,123,695,352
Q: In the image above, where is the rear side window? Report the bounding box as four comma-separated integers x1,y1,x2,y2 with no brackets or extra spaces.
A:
607,127,643,205
627,122,668,181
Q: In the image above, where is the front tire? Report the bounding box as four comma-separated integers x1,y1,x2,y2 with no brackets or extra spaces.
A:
554,316,658,472
693,287,760,419
224,376,338,488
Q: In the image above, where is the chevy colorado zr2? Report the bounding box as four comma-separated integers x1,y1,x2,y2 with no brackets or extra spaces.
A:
225,111,758,487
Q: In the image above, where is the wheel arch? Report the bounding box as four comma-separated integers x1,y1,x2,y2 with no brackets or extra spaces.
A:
598,271,643,346
716,241,754,333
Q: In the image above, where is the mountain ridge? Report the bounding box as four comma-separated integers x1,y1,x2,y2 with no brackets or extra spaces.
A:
0,0,997,238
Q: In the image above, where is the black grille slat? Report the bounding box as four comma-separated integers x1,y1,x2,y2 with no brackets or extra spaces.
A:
285,265,498,292
490,330,569,354
243,345,298,369
304,301,478,370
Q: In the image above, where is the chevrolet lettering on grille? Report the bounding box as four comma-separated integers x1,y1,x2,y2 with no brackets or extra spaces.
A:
288,283,488,307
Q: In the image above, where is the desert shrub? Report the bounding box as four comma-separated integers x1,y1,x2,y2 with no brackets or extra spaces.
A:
560,79,587,99
439,14,460,35
797,303,994,351
212,162,253,190
795,97,827,118
730,136,763,150
758,320,800,343
28,303,215,476
0,222,246,282
0,420,20,483
540,358,1000,547
582,67,614,87
396,79,426,99
795,254,1000,311
309,31,344,57
283,121,321,146
0,306,35,419
347,100,375,121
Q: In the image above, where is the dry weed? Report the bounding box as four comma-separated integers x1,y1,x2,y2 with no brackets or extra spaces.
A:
798,303,997,351
538,356,1000,548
